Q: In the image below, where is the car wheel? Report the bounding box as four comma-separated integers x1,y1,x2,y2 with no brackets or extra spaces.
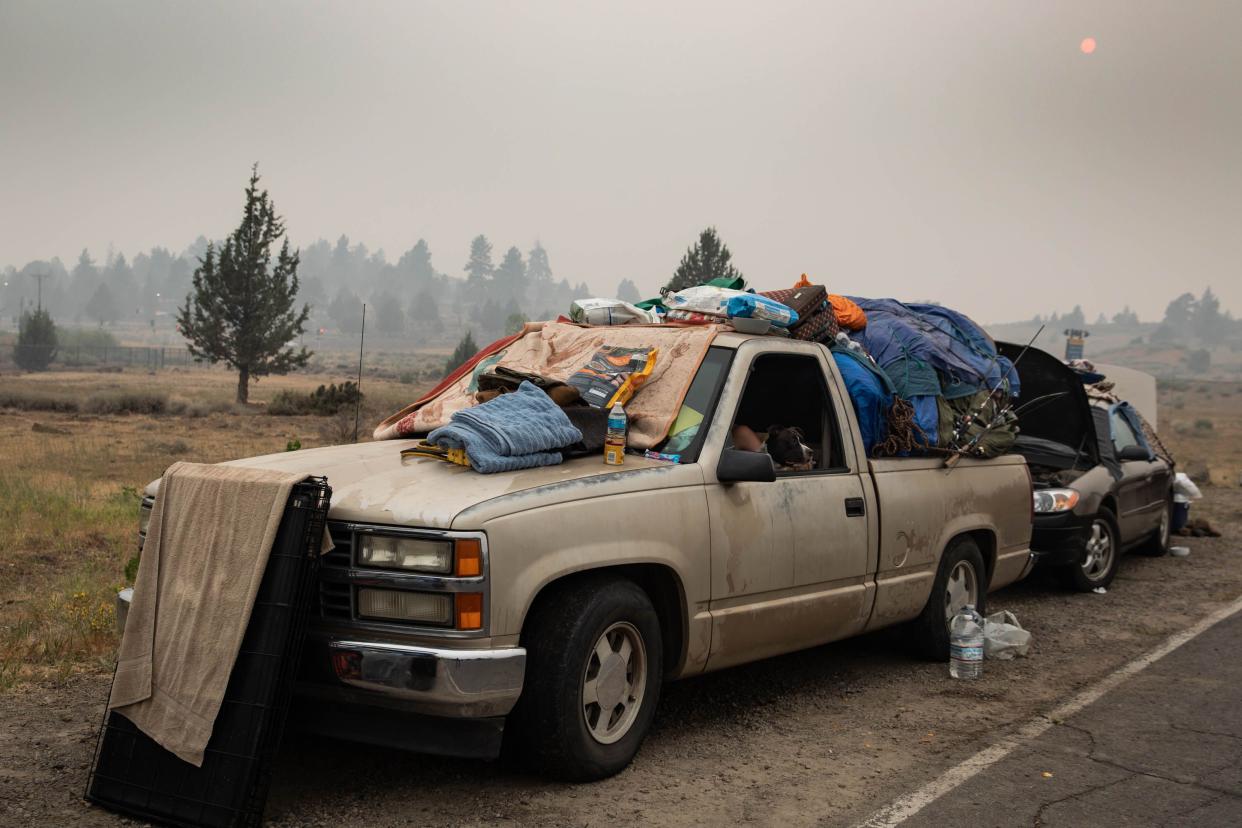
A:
1057,509,1120,591
1136,495,1173,557
910,536,987,661
508,574,663,782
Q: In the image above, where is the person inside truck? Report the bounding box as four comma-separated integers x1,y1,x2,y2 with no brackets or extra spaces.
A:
731,424,816,471
728,352,845,472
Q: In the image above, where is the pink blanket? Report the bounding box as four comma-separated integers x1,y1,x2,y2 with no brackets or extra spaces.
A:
374,322,720,450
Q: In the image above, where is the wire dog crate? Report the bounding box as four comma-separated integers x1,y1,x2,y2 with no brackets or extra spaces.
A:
87,476,331,828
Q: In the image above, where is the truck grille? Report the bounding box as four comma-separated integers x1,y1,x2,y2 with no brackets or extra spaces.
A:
319,524,353,619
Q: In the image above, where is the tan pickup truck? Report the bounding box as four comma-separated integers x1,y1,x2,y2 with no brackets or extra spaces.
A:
139,332,1034,780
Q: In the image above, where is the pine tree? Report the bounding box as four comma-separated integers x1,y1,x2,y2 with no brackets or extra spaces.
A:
329,286,363,334
666,227,742,292
1163,293,1196,334
527,242,552,284
15,308,58,371
494,246,527,308
445,331,479,377
372,290,405,334
71,249,99,315
1194,287,1225,343
408,289,444,333
85,282,120,325
526,241,554,312
177,166,311,403
616,278,641,303
464,235,494,287
398,239,437,290
505,312,529,335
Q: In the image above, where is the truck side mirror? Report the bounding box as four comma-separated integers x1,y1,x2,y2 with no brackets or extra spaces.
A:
717,448,776,484
1117,444,1152,462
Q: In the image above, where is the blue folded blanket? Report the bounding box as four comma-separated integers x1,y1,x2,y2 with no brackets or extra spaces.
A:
428,381,584,473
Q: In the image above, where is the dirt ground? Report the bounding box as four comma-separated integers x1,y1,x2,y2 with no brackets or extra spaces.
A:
1,487,1237,827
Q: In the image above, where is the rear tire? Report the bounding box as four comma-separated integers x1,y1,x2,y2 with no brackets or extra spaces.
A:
507,574,663,782
911,536,987,661
1136,496,1173,557
1057,508,1120,591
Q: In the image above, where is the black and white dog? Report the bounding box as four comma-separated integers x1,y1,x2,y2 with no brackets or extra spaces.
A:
765,425,815,471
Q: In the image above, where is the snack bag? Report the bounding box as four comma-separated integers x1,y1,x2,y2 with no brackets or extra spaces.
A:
567,346,658,408
667,285,799,327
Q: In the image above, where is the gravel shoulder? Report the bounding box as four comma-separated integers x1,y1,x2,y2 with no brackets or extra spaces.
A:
3,489,1239,827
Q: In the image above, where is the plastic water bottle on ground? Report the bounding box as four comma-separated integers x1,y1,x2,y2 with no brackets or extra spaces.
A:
949,604,985,680
604,402,627,465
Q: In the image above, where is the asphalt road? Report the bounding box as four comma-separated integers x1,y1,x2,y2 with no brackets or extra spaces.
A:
869,608,1242,827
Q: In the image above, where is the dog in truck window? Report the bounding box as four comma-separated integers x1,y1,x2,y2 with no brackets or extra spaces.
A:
732,424,815,471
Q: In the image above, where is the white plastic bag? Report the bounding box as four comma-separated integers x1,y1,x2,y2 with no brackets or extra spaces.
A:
666,286,799,327
569,298,660,326
1172,472,1202,504
983,610,1031,660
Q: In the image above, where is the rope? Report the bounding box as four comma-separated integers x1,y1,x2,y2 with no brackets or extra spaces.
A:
872,397,923,457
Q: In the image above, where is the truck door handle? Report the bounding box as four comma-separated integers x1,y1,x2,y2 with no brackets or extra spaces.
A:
845,497,865,517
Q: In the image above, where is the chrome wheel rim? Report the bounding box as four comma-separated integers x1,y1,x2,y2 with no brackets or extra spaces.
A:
944,561,979,624
1082,519,1115,581
581,621,647,745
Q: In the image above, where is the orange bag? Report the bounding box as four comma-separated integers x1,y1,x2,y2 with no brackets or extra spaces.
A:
829,294,867,330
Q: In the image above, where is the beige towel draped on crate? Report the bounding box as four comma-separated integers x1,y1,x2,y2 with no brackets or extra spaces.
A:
107,461,325,767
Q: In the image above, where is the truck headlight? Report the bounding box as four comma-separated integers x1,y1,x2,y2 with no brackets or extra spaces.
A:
357,535,453,574
1033,488,1080,514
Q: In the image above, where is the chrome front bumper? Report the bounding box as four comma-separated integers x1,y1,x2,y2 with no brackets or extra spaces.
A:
326,638,526,718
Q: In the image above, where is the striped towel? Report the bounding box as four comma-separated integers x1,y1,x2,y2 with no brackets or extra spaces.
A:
428,381,583,473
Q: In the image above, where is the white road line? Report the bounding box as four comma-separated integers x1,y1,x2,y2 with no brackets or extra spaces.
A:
853,593,1242,828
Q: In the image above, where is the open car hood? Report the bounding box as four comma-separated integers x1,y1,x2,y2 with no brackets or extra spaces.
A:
998,342,1099,469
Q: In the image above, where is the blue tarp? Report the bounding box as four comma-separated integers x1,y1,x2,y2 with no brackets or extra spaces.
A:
831,349,893,455
846,298,1019,401
910,394,939,447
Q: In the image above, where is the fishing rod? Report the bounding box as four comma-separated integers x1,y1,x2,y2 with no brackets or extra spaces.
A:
944,324,1049,469
938,389,1068,466
947,324,1046,449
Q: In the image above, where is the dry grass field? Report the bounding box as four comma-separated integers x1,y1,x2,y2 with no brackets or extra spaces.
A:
0,364,433,689
1159,378,1242,487
0,367,1237,693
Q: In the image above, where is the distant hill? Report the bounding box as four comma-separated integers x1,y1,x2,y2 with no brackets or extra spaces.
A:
984,320,1242,381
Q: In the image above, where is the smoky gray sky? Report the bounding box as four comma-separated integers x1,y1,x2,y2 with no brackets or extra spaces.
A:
2,1,1239,323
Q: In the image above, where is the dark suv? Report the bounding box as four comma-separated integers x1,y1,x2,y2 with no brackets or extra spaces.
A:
999,343,1173,591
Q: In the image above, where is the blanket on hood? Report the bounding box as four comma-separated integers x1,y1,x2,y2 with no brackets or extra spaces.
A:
427,381,583,473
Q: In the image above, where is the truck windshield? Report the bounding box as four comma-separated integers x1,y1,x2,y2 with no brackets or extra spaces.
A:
655,346,733,463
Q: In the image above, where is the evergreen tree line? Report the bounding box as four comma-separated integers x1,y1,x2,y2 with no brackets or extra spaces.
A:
1023,287,1236,345
0,234,595,343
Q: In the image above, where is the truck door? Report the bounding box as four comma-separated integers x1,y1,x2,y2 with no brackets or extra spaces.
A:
702,345,875,671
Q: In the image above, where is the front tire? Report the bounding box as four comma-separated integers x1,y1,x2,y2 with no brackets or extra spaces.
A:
1057,509,1120,591
509,574,663,781
911,536,987,661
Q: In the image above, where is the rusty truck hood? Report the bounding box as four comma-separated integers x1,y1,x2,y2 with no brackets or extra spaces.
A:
143,439,682,529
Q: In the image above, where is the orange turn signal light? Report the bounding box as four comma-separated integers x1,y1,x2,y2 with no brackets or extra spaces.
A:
456,592,483,630
455,539,482,577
